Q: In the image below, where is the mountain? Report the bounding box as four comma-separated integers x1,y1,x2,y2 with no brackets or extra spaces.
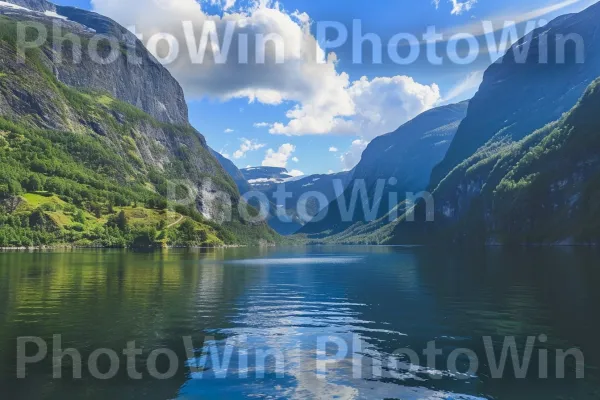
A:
406,1,600,244
238,167,352,235
210,149,251,194
328,2,600,246
380,77,600,245
262,171,353,235
241,167,296,191
0,2,188,125
431,2,600,188
352,101,469,192
4,0,54,12
300,101,468,236
0,0,277,247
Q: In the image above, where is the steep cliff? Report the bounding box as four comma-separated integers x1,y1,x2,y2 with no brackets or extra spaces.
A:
0,2,188,125
431,2,600,187
0,1,277,246
387,78,600,245
210,148,251,194
300,101,467,236
4,0,55,12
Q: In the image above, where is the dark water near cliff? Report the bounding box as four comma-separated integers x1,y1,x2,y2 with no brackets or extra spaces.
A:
0,246,599,399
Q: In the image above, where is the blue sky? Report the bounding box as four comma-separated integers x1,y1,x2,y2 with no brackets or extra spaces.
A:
54,0,595,176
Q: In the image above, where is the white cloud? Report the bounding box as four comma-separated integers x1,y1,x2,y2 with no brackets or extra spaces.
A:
288,169,304,177
340,139,368,171
329,147,338,152
270,75,440,138
224,128,234,133
253,122,270,128
203,0,236,11
92,0,352,120
92,0,439,141
443,70,483,103
232,138,265,159
292,157,299,162
262,143,296,168
434,0,478,15
450,0,477,15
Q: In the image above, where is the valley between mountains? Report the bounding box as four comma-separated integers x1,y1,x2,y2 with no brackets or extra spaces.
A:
1,0,600,247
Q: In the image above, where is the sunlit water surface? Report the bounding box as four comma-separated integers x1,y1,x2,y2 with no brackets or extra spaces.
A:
1,246,599,399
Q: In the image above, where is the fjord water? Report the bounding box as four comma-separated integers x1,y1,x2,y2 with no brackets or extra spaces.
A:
0,247,599,399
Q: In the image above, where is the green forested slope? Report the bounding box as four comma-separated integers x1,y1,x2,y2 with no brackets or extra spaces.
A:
0,14,277,247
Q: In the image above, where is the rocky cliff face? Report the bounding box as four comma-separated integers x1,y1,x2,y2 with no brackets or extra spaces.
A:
420,78,600,245
0,1,188,125
353,101,468,192
0,0,277,243
321,79,600,246
210,149,251,194
431,1,600,188
300,102,467,236
5,0,55,12
409,1,600,245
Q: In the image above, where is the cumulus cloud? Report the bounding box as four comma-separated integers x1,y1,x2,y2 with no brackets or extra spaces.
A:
232,138,265,159
224,128,234,133
92,0,350,113
205,0,236,11
270,75,440,138
288,169,304,177
253,122,270,128
92,0,440,140
292,157,299,162
262,143,296,168
434,0,478,15
340,139,368,171
329,147,338,152
450,0,477,15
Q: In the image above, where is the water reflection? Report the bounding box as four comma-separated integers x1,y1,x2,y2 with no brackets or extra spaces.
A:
0,247,599,399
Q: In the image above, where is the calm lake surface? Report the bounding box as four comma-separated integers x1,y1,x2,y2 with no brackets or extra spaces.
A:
0,246,599,399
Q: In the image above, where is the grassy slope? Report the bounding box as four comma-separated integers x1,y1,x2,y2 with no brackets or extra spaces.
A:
0,16,278,247
317,78,600,245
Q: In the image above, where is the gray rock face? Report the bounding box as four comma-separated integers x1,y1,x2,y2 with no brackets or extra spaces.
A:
300,102,468,235
4,0,55,12
352,101,468,193
431,1,600,188
422,1,600,241
0,1,188,125
210,149,251,194
0,3,236,223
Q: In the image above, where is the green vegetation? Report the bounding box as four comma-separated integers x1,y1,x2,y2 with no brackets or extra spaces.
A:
309,78,600,246
0,15,278,248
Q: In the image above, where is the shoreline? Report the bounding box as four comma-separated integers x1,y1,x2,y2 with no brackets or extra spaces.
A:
1,242,598,251
0,244,250,251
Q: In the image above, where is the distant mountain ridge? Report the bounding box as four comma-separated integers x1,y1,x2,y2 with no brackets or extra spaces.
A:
241,167,296,191
210,149,251,194
300,101,468,236
230,165,352,235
